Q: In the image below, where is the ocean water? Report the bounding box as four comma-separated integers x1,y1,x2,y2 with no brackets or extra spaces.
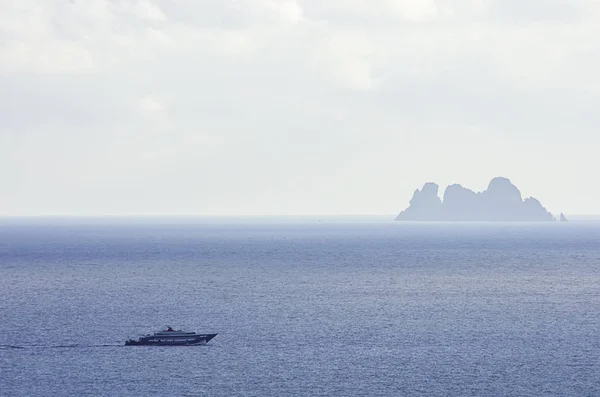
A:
1,218,600,396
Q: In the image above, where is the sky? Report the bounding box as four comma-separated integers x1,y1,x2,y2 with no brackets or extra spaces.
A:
1,0,599,216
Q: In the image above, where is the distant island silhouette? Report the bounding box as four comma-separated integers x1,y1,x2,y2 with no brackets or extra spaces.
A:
396,177,560,222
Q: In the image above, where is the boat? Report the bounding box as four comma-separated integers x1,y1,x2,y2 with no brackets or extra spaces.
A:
125,326,218,346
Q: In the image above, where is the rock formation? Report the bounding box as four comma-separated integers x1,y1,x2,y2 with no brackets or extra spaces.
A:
396,177,556,222
397,182,443,221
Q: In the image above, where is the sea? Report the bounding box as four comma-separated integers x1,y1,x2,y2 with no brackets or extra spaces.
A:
1,217,599,396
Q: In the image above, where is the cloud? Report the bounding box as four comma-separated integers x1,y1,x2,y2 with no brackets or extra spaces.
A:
139,95,164,112
132,0,167,21
326,32,377,90
1,0,599,214
386,0,442,22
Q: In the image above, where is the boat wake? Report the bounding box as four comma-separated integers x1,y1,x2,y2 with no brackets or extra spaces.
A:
0,343,123,349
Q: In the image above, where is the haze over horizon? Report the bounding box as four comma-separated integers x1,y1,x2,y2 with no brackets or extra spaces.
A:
1,0,599,216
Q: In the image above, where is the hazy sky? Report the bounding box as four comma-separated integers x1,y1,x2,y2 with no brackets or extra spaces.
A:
1,0,599,215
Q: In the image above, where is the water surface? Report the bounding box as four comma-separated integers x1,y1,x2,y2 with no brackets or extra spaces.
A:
1,219,599,396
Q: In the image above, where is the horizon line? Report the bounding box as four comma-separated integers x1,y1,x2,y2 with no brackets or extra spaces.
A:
0,213,599,218
0,213,397,218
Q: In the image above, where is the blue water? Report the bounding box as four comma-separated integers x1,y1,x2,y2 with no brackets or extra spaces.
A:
1,219,600,396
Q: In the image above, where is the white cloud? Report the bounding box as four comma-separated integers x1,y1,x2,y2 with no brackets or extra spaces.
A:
132,0,167,21
139,95,164,112
264,0,304,24
385,0,441,22
0,0,599,214
326,32,377,90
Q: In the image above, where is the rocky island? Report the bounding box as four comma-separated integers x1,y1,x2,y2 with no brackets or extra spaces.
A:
396,177,558,222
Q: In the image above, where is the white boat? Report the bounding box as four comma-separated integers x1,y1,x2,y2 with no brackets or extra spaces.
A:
125,327,217,346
